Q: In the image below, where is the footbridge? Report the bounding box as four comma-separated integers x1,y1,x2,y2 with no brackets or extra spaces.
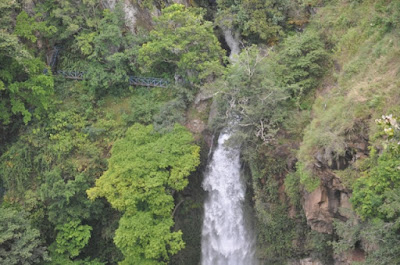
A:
46,47,169,88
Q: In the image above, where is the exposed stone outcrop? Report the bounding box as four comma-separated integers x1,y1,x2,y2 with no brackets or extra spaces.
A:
222,28,241,59
334,248,365,265
22,0,35,15
301,121,369,264
104,0,154,33
104,0,194,34
168,0,191,6
303,118,369,234
289,258,323,265
122,0,139,32
302,172,352,234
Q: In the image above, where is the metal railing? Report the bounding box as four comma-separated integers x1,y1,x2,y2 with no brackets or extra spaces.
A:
128,76,169,88
45,47,169,88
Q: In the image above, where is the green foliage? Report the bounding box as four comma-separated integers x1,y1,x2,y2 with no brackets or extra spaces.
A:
122,88,170,125
0,1,19,30
332,214,361,256
39,170,96,225
7,0,400,263
0,30,54,124
334,214,400,265
352,115,400,220
306,231,333,264
0,207,49,264
139,4,225,86
55,220,92,258
79,6,142,97
87,123,200,264
15,11,56,42
297,162,320,192
0,97,113,262
333,167,359,189
37,0,101,41
48,256,105,265
351,147,400,219
153,98,186,133
274,30,329,106
214,45,289,145
335,114,400,263
294,0,400,187
284,172,302,208
116,213,184,265
296,96,367,186
249,156,301,264
35,1,142,97
215,0,308,43
360,218,400,265
372,0,400,34
0,141,35,197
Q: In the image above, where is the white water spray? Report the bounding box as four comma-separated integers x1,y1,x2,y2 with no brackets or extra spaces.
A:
201,130,256,265
222,28,240,60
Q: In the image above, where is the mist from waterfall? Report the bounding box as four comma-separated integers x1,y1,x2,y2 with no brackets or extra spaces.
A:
201,130,257,265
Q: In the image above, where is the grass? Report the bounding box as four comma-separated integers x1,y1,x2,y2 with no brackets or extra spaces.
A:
297,0,400,189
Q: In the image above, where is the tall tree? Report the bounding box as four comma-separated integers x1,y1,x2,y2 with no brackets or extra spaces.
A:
139,4,225,86
214,45,289,144
0,30,54,125
0,207,49,264
87,124,200,264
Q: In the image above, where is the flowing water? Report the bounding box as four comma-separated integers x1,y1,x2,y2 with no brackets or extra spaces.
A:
201,130,256,265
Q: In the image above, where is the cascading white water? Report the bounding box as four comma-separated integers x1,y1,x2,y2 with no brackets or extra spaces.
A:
201,130,256,265
222,28,240,60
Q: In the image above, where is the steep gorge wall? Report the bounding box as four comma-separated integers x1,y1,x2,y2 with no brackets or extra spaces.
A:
16,0,397,264
105,0,192,34
289,1,400,264
99,1,400,264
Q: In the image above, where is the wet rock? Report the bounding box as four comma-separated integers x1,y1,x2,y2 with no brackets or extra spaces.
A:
186,119,205,134
123,0,138,33
289,258,323,265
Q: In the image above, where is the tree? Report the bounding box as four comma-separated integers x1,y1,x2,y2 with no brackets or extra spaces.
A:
274,30,328,106
213,45,289,144
76,6,142,96
0,30,54,125
36,0,101,41
352,115,400,220
54,220,92,258
87,123,200,264
215,0,308,43
0,207,49,264
39,169,96,226
0,7,55,126
339,115,400,264
138,4,225,86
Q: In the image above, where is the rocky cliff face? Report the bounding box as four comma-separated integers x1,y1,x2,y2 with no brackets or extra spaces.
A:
106,0,192,34
300,124,370,263
303,174,351,234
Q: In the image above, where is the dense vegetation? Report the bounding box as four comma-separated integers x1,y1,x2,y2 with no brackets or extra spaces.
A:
2,0,400,264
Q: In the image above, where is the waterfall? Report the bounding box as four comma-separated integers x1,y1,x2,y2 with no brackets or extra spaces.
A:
222,28,240,59
201,130,257,265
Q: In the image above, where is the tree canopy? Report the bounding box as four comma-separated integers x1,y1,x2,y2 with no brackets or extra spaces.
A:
0,207,48,264
87,123,200,264
138,4,225,85
0,30,54,125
